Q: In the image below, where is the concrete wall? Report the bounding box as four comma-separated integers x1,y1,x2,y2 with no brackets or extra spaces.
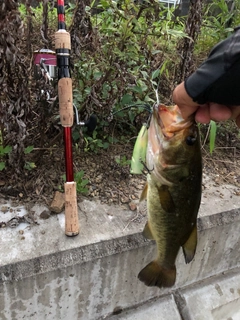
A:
0,188,240,320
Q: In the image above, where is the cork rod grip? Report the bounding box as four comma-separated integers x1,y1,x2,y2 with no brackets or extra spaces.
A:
58,78,73,127
64,182,79,236
55,29,73,127
55,29,71,50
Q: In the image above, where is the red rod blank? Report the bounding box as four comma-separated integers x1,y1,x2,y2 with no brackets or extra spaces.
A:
64,127,74,182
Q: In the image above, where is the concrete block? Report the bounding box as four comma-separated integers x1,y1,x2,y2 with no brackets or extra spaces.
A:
108,294,182,320
177,269,240,320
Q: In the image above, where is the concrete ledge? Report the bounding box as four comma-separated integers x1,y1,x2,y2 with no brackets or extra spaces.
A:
108,294,182,320
0,180,240,319
107,268,240,320
176,268,240,320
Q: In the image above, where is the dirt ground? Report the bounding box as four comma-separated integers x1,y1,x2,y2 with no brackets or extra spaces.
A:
0,120,240,216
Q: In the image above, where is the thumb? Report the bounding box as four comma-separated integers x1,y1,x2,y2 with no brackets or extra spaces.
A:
173,82,200,119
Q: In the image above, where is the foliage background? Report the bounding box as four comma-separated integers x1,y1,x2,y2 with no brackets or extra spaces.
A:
1,0,240,197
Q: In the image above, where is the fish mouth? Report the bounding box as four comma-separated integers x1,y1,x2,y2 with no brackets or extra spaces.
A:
153,104,193,139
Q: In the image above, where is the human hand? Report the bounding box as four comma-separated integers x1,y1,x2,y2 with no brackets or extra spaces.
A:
173,82,240,128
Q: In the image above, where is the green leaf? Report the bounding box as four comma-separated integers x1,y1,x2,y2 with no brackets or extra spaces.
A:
72,130,80,142
152,50,161,55
128,110,135,123
151,69,160,80
75,170,84,180
24,162,36,170
140,71,149,79
121,94,133,105
138,82,148,92
160,60,169,76
209,121,217,154
100,0,110,9
73,169,89,194
24,146,34,154
93,71,103,80
131,86,143,93
84,87,91,95
78,187,88,194
102,142,109,149
108,136,118,144
92,130,97,139
4,146,12,154
115,157,120,164
0,162,6,171
0,145,12,155
81,179,89,187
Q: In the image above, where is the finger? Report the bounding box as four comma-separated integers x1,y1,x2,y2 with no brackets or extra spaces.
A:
236,115,240,128
195,105,211,124
209,104,232,122
179,105,199,119
230,105,240,120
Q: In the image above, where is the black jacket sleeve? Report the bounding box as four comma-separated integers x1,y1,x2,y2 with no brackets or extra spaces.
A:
185,26,240,105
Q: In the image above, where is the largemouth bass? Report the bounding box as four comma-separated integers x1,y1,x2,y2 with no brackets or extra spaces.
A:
138,104,202,288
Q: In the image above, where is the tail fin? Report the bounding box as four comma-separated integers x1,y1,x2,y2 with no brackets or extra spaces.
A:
138,260,176,288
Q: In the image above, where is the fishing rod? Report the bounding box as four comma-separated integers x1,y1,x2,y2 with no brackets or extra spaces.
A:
55,0,79,236
109,104,152,117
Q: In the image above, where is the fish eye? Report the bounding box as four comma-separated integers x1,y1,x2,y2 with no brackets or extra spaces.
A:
186,136,196,146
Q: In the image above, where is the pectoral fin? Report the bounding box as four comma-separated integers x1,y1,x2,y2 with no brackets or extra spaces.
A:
182,225,198,264
142,221,155,240
140,183,148,202
158,185,175,213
